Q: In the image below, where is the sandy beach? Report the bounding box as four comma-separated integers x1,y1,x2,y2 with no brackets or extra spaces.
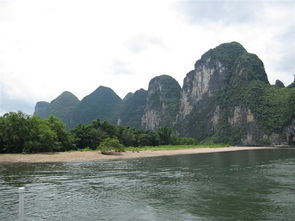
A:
0,146,277,164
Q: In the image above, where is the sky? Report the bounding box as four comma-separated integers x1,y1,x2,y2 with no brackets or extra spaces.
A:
0,0,294,115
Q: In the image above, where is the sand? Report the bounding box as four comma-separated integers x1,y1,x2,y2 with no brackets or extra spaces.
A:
0,146,277,164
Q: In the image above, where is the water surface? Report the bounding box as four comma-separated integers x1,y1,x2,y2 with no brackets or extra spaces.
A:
1,148,295,220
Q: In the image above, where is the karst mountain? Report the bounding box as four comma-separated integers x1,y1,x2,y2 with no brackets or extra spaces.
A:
34,42,295,145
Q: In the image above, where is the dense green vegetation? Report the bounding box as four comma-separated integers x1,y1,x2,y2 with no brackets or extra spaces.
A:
0,111,197,153
202,41,246,69
0,112,74,153
246,83,295,133
215,77,295,143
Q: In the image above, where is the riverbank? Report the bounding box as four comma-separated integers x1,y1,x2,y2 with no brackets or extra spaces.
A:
0,146,277,164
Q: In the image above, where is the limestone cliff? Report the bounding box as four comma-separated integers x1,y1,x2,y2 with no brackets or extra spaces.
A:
33,42,294,145
141,75,181,130
176,42,294,145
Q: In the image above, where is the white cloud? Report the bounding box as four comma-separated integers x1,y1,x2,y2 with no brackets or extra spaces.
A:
0,0,294,114
178,0,295,84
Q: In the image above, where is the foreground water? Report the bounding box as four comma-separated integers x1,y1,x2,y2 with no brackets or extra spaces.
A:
0,148,295,221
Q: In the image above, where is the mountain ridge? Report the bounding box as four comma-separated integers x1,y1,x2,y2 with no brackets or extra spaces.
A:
34,42,295,145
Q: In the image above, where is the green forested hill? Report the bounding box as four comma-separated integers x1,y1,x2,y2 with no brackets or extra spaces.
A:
33,42,295,145
72,86,122,126
47,91,80,128
118,89,147,128
34,91,80,128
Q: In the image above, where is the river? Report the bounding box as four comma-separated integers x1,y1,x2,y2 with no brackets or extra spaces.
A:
1,148,295,220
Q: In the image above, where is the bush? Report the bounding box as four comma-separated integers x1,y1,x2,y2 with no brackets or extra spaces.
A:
171,135,198,145
98,137,124,152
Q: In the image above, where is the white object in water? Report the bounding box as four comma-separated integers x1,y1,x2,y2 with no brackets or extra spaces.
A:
18,187,25,221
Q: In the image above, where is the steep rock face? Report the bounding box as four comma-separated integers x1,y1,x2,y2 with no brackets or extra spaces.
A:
178,42,246,120
118,89,147,128
177,42,248,140
32,42,294,145
175,41,291,145
34,101,50,118
72,86,122,126
142,75,181,130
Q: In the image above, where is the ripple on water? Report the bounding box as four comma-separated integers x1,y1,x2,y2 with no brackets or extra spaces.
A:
0,148,295,220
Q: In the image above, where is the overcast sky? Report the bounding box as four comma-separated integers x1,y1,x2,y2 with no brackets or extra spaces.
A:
0,0,294,115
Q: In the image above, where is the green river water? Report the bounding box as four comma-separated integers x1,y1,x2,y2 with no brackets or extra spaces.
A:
0,148,295,220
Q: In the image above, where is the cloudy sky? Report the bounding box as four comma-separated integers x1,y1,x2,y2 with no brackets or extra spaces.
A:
0,0,294,115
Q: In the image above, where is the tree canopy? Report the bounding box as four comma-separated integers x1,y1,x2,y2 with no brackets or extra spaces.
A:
0,111,197,153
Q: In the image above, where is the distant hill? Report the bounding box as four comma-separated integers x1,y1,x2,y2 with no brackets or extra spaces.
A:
34,42,295,145
34,91,79,128
117,89,147,128
34,101,50,119
72,86,122,126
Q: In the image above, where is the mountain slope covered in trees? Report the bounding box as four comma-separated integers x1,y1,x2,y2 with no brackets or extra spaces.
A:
34,91,80,128
176,42,294,145
71,86,122,127
34,42,295,145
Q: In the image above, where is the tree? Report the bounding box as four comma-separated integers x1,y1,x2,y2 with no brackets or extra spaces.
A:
98,137,124,152
157,127,172,145
72,124,106,149
23,116,58,153
0,112,65,153
101,121,118,137
91,119,101,129
47,115,74,151
137,131,159,146
0,112,30,153
0,115,9,153
120,128,137,147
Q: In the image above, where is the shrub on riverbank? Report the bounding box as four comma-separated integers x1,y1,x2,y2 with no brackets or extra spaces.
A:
98,138,124,152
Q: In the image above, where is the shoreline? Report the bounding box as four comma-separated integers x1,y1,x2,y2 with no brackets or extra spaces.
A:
0,146,279,164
